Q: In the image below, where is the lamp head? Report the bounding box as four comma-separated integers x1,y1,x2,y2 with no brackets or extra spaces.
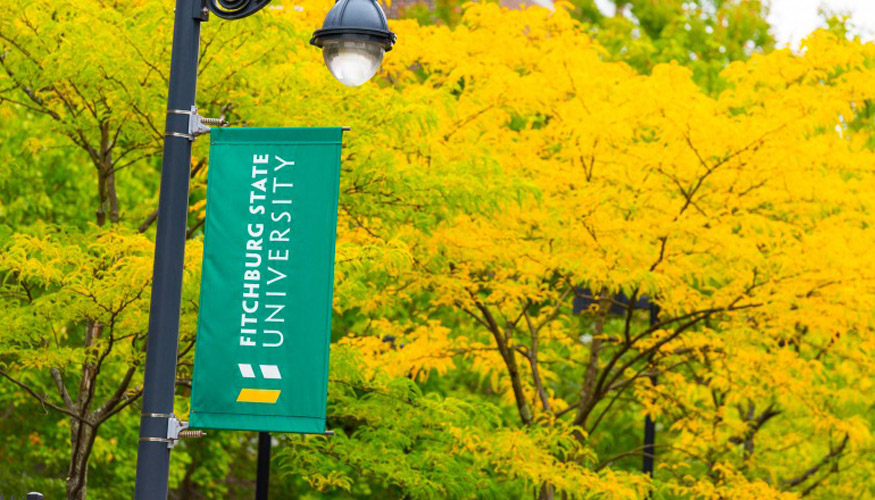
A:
311,0,396,86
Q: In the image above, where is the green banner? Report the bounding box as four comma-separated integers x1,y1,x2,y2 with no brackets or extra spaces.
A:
189,127,343,434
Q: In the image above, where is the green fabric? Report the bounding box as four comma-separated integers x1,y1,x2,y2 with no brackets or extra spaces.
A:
190,127,343,434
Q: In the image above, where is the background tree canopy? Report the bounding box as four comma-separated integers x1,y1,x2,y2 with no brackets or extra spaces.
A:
1,0,874,498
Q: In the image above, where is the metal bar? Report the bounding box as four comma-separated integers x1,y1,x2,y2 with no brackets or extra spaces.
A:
165,131,195,140
643,412,656,476
134,0,202,497
255,432,271,500
642,303,660,479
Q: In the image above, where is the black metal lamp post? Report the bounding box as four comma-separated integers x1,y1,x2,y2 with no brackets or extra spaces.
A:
134,0,395,498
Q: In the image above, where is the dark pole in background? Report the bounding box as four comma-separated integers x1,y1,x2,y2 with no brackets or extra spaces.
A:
256,432,272,499
572,291,661,478
134,0,203,497
642,303,659,478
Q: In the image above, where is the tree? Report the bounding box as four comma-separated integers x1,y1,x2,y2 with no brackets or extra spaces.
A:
335,6,875,498
0,0,292,496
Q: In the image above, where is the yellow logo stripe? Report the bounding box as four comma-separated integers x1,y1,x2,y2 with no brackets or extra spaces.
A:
237,389,281,404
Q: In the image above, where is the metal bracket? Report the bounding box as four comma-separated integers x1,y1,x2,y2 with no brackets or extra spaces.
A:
166,106,228,141
166,416,206,449
189,106,212,137
193,0,210,21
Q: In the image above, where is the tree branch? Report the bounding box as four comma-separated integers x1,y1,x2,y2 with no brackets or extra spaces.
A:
783,434,849,491
522,305,551,413
0,369,90,424
472,294,533,425
93,365,137,422
50,368,75,411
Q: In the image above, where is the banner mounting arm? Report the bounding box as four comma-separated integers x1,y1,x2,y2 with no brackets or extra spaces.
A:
166,416,207,449
167,106,229,141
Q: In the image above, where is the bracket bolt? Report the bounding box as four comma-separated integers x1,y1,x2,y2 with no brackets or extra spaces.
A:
179,430,207,439
200,117,228,127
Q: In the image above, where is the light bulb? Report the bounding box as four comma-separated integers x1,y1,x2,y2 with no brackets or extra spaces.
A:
322,40,384,87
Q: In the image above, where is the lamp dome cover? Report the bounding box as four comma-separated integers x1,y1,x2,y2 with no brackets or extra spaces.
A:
310,0,396,51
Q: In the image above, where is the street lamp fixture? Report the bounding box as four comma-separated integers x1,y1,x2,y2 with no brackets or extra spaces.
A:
135,0,396,497
311,0,397,86
207,0,396,86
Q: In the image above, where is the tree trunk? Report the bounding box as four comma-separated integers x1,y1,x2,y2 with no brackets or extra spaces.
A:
66,320,102,499
96,162,120,226
94,121,120,226
96,168,108,227
537,483,555,500
66,419,97,500
572,292,612,438
106,165,120,224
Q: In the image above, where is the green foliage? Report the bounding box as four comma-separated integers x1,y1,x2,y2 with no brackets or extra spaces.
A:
582,0,774,92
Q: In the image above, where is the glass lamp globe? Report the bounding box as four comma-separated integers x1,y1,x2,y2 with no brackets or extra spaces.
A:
322,40,385,87
310,0,396,86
